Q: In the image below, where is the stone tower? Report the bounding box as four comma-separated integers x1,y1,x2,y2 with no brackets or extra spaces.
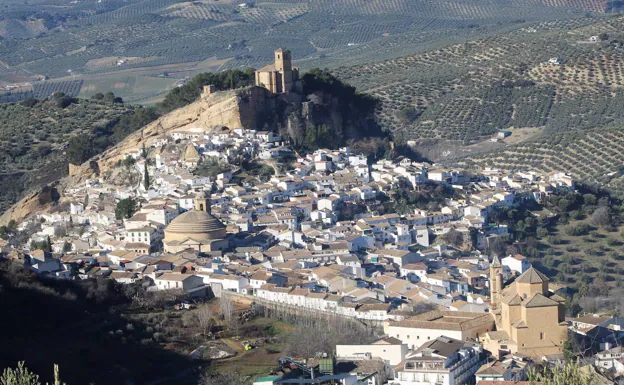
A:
274,48,292,72
255,48,301,94
489,255,503,310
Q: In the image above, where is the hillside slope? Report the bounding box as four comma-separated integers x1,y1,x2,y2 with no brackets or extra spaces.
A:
0,0,604,102
0,89,247,225
0,96,155,215
0,261,195,385
335,15,624,147
451,127,624,197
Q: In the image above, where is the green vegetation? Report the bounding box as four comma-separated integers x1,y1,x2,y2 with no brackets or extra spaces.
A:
528,362,592,385
485,188,624,315
68,103,158,165
335,15,624,150
160,69,255,113
1,362,66,385
195,159,232,179
30,236,52,252
457,127,624,198
115,197,139,220
282,69,385,151
143,161,150,190
0,94,158,214
0,0,600,100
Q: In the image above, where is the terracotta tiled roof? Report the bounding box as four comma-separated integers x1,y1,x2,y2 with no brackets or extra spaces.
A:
389,310,494,331
516,267,548,284
523,293,559,308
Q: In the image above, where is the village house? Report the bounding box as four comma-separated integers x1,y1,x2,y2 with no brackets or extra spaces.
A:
385,311,495,351
393,336,483,385
154,273,204,292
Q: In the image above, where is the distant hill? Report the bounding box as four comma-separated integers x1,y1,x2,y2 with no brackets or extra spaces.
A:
334,15,624,144
452,126,624,197
328,14,624,197
0,0,604,101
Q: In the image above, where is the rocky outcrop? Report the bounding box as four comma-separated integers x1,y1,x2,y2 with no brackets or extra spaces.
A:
0,183,62,225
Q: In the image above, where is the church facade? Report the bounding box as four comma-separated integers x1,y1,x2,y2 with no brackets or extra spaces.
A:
484,257,568,358
255,48,302,94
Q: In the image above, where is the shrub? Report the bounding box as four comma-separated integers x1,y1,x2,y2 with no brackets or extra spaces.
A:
565,224,590,236
590,206,612,227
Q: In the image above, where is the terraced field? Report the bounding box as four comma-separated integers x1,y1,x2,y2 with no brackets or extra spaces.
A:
454,128,624,196
333,15,624,146
0,0,610,99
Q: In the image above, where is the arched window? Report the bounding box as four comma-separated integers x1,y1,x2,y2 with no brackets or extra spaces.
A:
199,204,204,211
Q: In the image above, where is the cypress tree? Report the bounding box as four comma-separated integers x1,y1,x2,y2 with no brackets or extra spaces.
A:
46,235,52,252
144,162,150,190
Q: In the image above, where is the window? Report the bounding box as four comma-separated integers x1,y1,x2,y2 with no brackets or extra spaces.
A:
540,332,545,340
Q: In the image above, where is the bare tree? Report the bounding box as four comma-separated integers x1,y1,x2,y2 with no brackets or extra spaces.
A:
196,304,214,337
219,295,240,336
219,296,233,323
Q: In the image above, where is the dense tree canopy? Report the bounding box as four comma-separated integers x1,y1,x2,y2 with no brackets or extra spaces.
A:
159,69,255,113
115,198,139,220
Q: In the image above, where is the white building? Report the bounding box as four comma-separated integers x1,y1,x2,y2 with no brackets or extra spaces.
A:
337,337,408,366
385,311,495,351
501,254,531,275
392,336,482,385
154,273,204,292
206,274,249,293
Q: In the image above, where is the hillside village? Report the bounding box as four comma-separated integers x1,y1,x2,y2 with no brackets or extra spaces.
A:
1,52,622,385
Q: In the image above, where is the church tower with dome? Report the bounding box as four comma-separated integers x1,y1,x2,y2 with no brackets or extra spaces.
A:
163,191,228,253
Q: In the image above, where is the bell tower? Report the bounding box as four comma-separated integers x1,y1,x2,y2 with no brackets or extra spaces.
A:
194,191,210,214
274,48,292,72
489,255,503,310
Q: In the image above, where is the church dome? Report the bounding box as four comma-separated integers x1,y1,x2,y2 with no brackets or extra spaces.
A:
164,210,227,241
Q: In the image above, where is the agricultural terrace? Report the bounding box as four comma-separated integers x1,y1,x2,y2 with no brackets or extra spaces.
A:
454,127,624,198
0,0,604,99
333,15,624,144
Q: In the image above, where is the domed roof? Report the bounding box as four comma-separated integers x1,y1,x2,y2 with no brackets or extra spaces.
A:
166,210,226,237
195,190,209,199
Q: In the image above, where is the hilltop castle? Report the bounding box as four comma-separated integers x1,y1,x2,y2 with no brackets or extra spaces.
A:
255,48,302,94
484,257,568,358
